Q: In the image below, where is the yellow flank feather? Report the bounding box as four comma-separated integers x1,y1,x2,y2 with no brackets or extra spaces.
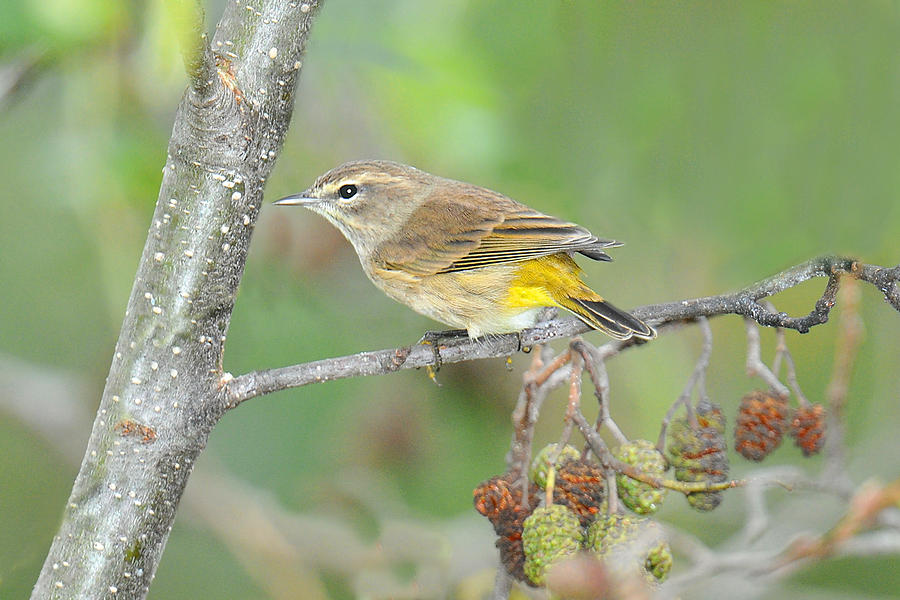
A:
505,254,595,309
504,253,652,340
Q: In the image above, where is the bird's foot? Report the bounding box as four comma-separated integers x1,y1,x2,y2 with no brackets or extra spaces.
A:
417,329,470,385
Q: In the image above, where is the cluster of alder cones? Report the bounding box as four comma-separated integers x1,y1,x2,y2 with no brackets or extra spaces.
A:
474,442,672,589
473,390,826,589
735,389,826,461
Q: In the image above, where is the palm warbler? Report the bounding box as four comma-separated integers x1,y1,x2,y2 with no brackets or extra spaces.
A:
275,160,654,340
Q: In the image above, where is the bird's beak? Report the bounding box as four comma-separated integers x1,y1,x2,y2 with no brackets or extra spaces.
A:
273,194,318,206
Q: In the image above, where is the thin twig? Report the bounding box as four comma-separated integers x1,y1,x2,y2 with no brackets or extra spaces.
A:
605,470,620,515
550,351,584,457
507,348,546,479
694,317,713,406
765,478,900,574
733,466,810,548
658,317,714,448
507,348,573,504
490,567,513,600
545,351,585,506
774,329,809,406
572,340,628,446
744,318,791,398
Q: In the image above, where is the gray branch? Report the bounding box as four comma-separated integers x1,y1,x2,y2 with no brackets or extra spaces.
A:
31,2,322,598
226,256,900,405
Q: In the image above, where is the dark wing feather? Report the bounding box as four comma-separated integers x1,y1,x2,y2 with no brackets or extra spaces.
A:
374,180,620,276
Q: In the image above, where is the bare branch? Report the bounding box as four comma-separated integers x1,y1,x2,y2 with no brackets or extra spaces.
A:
490,568,514,600
744,318,791,398
572,340,628,446
774,328,810,406
227,256,898,405
856,262,900,311
506,348,573,503
658,317,714,448
766,478,900,574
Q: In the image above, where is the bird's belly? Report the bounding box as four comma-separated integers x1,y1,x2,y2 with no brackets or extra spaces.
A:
370,264,548,337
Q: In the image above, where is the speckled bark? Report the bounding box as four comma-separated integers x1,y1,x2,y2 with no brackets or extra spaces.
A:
31,2,322,598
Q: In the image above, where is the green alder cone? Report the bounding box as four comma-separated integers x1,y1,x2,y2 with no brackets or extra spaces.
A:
614,439,668,514
521,504,584,586
666,409,729,512
585,513,672,583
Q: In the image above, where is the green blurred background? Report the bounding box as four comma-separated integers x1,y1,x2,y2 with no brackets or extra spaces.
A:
2,1,899,598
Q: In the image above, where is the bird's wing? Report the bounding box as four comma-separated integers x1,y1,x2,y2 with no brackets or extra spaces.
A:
374,183,620,277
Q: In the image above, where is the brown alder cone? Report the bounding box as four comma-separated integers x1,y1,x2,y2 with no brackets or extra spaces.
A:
734,389,790,461
551,458,606,527
473,475,541,584
790,403,826,456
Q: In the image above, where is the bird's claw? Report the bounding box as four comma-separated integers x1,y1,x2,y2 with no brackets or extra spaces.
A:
417,329,469,386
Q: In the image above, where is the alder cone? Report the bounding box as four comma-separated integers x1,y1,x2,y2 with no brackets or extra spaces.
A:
614,439,668,515
667,414,729,511
790,403,826,457
585,513,673,584
522,504,584,586
495,524,530,585
473,474,540,584
696,399,727,432
734,390,790,461
551,458,606,527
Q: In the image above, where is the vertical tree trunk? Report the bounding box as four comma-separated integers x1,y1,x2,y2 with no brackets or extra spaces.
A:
31,2,322,597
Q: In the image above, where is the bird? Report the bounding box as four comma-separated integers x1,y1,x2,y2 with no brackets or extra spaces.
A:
274,160,654,341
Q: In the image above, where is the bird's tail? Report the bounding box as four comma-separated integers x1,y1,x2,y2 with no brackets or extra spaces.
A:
561,295,656,340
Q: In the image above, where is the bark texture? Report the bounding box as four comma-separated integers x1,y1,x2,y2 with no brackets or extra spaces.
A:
32,2,322,597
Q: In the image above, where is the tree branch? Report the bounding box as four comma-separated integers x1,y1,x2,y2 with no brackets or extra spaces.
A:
226,256,899,405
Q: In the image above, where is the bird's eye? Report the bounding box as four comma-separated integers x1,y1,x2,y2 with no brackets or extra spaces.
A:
338,184,358,199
